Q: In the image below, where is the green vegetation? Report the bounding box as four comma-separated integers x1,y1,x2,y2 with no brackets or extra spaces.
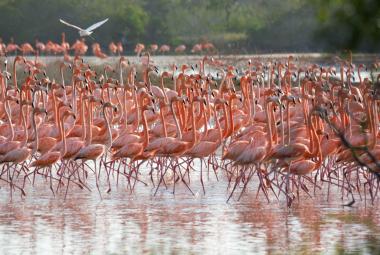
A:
0,0,379,53
314,0,380,51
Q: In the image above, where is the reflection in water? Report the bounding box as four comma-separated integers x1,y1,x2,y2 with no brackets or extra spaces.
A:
0,166,379,255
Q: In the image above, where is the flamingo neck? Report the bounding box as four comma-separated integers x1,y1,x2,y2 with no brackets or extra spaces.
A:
269,102,277,144
32,111,39,156
279,99,285,145
103,106,112,148
370,99,377,149
60,115,67,156
132,88,140,132
160,77,169,103
21,104,28,147
123,88,128,129
190,101,197,146
228,97,234,136
219,71,226,96
307,114,316,156
52,89,58,130
170,101,182,140
0,75,5,101
18,85,24,125
313,116,323,168
159,104,168,137
114,92,123,125
242,79,252,122
5,99,14,141
201,103,208,134
85,101,93,145
72,81,77,115
265,101,273,151
142,109,149,147
213,105,222,142
252,82,257,119
222,103,229,139
80,97,86,141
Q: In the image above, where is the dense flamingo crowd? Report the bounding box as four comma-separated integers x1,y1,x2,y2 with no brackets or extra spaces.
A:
0,34,216,58
0,52,379,206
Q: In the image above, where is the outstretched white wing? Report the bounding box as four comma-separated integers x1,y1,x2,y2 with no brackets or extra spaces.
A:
85,18,109,32
60,19,83,31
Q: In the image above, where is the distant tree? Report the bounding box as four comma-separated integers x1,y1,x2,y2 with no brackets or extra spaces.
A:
314,0,380,51
206,0,239,29
143,0,174,44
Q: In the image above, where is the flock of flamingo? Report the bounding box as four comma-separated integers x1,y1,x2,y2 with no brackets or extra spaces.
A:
0,34,216,58
0,47,379,206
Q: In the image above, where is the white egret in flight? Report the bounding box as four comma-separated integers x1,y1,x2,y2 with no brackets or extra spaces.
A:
59,18,109,37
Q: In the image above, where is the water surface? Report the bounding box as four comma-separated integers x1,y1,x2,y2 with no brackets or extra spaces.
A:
0,163,379,255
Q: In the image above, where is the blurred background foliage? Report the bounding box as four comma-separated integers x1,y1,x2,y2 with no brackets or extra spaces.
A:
0,0,379,53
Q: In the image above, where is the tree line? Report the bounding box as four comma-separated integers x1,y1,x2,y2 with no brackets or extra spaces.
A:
0,0,379,53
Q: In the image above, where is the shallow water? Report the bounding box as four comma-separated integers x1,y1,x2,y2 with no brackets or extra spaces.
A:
0,161,379,255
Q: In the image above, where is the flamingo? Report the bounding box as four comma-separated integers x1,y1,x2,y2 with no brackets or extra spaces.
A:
109,42,118,55
159,44,170,53
116,42,123,55
20,43,34,55
134,43,145,56
191,44,202,54
150,44,158,53
175,44,186,54
6,38,20,55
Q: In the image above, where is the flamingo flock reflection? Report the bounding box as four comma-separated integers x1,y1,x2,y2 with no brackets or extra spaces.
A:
0,52,379,207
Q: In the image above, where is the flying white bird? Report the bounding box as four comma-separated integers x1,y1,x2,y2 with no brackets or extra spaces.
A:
59,18,109,37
